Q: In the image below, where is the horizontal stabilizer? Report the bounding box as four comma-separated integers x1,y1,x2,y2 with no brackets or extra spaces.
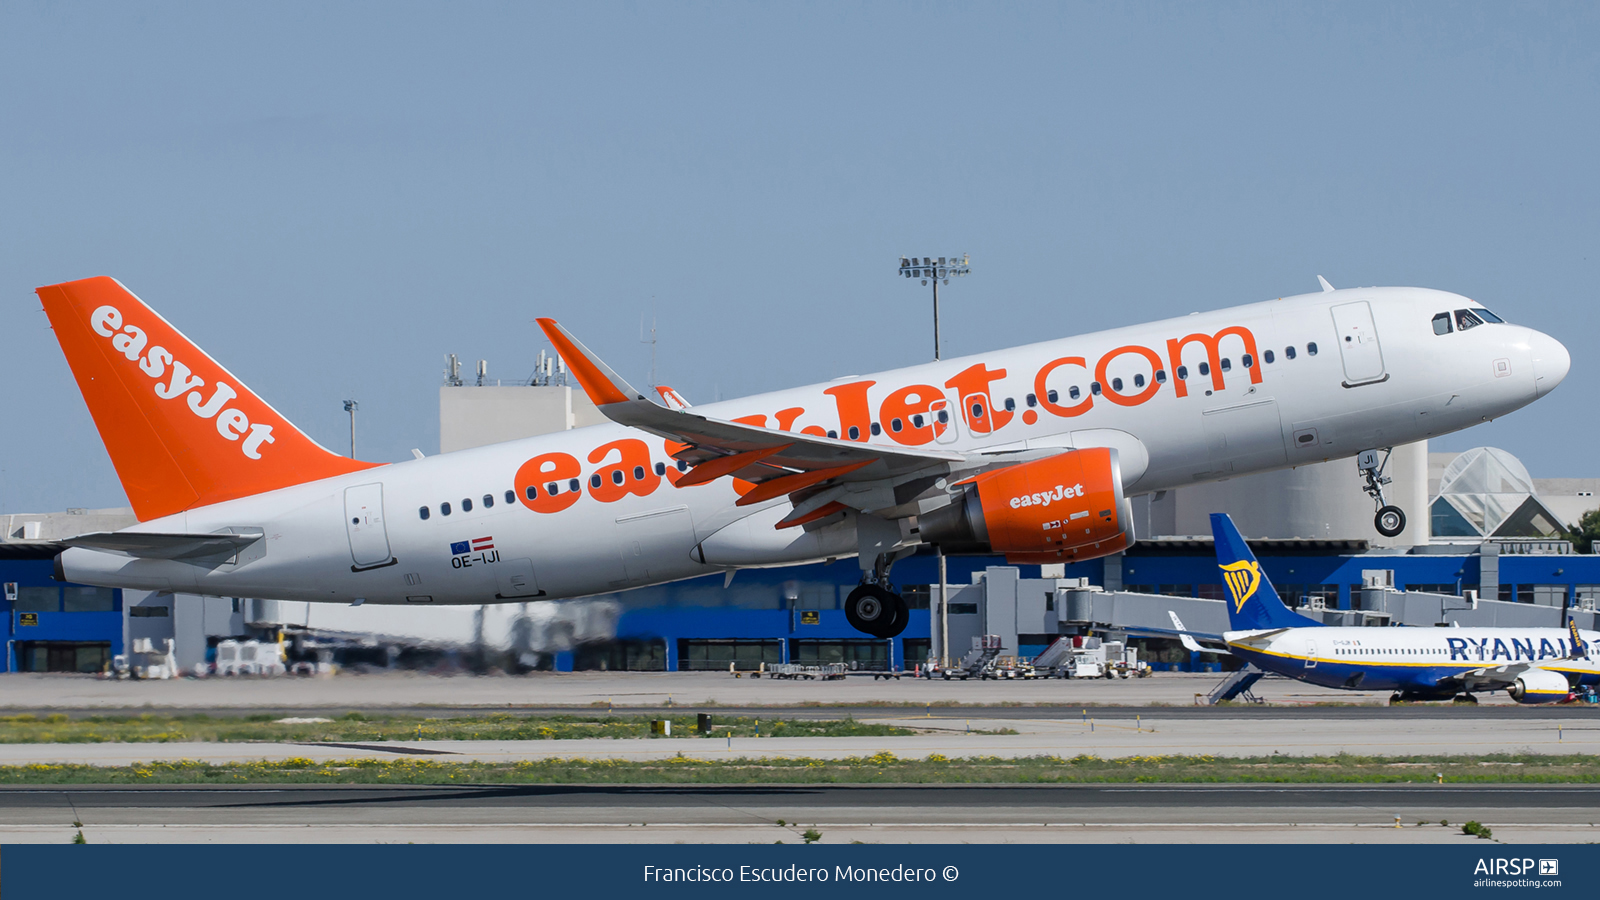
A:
64,530,263,560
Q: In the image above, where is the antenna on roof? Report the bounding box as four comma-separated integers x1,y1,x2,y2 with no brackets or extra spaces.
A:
640,307,658,389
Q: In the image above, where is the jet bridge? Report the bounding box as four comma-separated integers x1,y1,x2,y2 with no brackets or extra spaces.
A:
938,565,1600,672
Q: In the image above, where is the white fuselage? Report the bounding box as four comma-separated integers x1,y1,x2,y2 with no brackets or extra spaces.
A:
1227,626,1600,693
60,286,1566,604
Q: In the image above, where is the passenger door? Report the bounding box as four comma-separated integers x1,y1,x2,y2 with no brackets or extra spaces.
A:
1330,301,1387,386
344,483,393,569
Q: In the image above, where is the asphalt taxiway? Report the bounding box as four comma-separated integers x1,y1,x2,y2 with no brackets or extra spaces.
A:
6,783,1597,844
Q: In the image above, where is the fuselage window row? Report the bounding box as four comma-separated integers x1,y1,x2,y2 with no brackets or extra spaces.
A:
423,460,694,519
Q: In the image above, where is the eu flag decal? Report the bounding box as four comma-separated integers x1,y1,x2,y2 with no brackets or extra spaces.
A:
450,540,470,555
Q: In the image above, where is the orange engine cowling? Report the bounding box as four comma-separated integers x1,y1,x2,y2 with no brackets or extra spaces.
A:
919,447,1133,563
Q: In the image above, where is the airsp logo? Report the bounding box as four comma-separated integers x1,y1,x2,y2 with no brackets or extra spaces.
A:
1473,858,1554,876
1220,559,1261,613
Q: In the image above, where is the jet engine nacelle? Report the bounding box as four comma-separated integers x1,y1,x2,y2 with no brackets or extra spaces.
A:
919,446,1132,563
1508,668,1572,704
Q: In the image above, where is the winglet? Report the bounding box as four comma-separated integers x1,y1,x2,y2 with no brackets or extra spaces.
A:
1317,275,1335,293
534,318,648,406
1570,619,1588,659
656,385,692,410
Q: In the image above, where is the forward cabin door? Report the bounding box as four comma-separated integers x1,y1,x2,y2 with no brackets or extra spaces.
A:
1304,638,1318,669
1330,301,1387,386
344,483,393,569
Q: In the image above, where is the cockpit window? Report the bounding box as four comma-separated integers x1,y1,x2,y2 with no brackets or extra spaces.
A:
1455,308,1484,331
1432,312,1452,335
1474,307,1505,323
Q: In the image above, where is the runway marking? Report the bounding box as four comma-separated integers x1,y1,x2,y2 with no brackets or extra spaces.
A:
8,822,1595,829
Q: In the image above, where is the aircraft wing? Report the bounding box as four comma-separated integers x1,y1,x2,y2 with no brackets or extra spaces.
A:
1120,624,1233,654
538,318,967,523
64,530,264,560
1438,663,1534,692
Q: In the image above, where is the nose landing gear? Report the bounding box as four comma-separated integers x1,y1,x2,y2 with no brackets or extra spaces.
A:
1358,448,1406,538
845,552,909,639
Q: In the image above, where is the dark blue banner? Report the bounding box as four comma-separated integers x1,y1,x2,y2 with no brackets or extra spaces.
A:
3,845,1592,898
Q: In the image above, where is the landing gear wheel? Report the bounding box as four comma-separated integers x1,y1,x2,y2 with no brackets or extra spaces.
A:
1375,505,1406,538
845,584,907,639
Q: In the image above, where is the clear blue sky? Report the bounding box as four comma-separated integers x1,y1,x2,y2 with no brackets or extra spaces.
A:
2,3,1596,513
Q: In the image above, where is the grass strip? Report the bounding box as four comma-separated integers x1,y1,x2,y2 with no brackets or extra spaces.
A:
2,753,1596,785
0,713,939,744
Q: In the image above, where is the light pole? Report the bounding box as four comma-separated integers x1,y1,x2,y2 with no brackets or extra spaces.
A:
899,254,970,361
343,400,359,458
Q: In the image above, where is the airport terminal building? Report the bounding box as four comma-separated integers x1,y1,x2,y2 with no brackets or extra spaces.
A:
3,371,1598,677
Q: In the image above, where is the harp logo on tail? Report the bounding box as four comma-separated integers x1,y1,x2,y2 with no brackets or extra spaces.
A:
1221,559,1261,613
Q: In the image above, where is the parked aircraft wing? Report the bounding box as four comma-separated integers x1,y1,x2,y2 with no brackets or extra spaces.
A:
63,530,264,560
1122,623,1232,654
1444,663,1532,692
537,318,965,502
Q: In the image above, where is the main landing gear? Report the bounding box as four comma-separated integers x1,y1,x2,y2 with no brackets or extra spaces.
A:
1359,448,1406,538
845,552,909,639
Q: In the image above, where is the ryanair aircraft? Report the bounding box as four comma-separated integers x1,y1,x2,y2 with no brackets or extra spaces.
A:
1208,513,1599,704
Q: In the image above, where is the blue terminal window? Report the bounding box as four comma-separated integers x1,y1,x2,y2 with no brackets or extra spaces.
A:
64,587,114,612
14,586,59,612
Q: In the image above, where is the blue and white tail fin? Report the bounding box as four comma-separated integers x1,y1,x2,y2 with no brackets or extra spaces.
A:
1210,513,1325,631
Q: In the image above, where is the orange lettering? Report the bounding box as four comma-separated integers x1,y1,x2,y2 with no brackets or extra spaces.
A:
823,380,876,441
586,439,662,502
661,439,689,487
1166,326,1261,397
1033,357,1093,418
944,363,1012,434
774,407,805,431
878,384,942,445
514,452,583,513
1095,345,1163,407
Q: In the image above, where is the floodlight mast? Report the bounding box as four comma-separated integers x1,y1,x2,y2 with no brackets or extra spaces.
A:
898,254,970,361
342,399,359,458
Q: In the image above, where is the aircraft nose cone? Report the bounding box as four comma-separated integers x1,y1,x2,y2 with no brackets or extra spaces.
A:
1529,329,1570,398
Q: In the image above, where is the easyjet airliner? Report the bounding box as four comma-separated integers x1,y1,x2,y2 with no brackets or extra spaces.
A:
37,276,1568,638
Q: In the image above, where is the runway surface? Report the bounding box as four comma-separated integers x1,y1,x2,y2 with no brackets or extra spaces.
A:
7,783,1598,844
10,703,1592,720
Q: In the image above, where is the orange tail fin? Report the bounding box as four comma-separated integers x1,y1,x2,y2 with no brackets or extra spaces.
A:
36,277,381,521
